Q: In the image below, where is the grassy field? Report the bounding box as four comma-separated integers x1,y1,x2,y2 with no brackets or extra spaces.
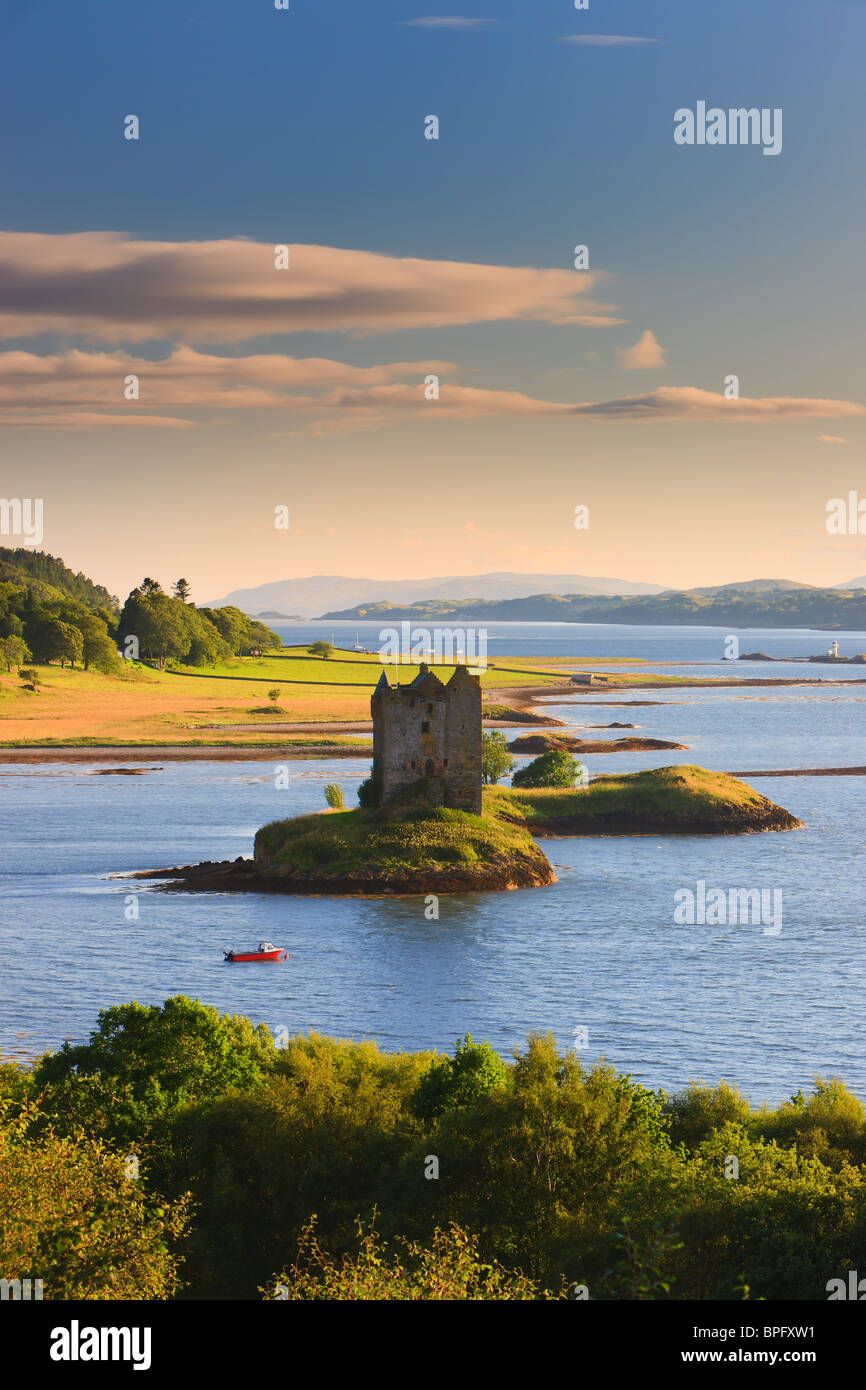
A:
0,651,563,747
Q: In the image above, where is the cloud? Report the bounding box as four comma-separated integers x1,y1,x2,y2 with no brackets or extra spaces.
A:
3,351,861,432
0,347,455,410
567,387,866,422
289,383,866,432
558,35,658,46
619,329,666,369
0,231,621,343
817,434,848,444
2,411,194,429
400,17,494,27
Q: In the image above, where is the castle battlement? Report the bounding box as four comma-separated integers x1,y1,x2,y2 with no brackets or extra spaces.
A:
371,662,482,814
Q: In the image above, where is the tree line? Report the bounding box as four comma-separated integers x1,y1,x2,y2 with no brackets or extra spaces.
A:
0,569,282,674
3,996,865,1300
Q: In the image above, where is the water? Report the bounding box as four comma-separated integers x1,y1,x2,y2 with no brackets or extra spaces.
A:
1,625,864,1107
270,618,866,672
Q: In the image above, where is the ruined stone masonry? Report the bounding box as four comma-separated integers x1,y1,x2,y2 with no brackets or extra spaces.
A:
371,663,482,814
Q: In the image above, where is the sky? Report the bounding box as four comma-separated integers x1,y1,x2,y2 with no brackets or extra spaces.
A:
1,0,865,602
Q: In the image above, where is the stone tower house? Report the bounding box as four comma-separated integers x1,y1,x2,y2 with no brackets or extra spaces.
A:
371,663,482,814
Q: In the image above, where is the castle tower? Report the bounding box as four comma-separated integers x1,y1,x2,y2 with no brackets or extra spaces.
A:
371,663,482,814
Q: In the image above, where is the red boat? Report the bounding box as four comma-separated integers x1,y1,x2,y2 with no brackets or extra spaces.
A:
224,941,288,963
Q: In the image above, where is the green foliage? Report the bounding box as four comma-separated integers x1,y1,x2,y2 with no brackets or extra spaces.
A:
0,634,31,670
32,996,275,1165
264,1218,554,1300
308,640,335,659
118,587,280,669
481,729,516,785
512,749,582,789
664,1081,752,1153
0,546,118,613
0,1114,189,1299
267,686,281,705
410,1035,509,1122
324,783,344,809
357,768,381,808
18,1003,866,1302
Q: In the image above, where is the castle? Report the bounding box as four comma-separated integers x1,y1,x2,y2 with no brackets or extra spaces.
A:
371,663,482,814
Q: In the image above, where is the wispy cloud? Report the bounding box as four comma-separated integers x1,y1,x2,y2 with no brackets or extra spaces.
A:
817,434,848,444
400,17,494,28
5,350,861,434
619,329,666,370
0,231,621,343
558,35,658,46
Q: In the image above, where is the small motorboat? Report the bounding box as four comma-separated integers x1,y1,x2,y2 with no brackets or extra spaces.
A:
223,941,288,963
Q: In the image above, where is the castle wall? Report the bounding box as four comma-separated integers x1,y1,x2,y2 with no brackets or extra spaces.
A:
371,666,482,814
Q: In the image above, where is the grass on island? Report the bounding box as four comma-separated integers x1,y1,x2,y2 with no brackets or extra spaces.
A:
255,800,541,875
254,766,801,884
487,765,802,833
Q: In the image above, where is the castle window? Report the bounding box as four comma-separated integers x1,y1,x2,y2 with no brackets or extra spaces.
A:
444,758,448,767
427,703,433,713
411,760,416,769
425,759,434,775
421,721,430,733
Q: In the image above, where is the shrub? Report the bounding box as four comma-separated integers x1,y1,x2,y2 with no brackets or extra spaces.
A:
358,769,381,808
324,783,344,809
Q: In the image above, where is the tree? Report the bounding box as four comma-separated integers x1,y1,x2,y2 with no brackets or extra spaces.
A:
1,635,31,671
33,996,276,1165
118,590,188,669
324,784,344,809
512,750,583,789
32,617,83,668
203,605,247,654
481,730,516,785
77,613,120,673
267,687,281,706
172,578,191,603
410,1035,509,1122
140,577,163,596
18,668,39,686
308,640,334,660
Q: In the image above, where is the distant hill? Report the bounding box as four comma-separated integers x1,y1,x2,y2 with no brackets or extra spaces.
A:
321,585,866,631
205,571,667,616
0,547,119,612
837,576,866,590
672,579,817,597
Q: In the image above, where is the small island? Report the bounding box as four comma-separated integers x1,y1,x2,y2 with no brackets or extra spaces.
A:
136,774,802,902
130,662,802,897
507,732,688,755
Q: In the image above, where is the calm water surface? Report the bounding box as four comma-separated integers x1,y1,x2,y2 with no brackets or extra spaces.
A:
1,626,864,1106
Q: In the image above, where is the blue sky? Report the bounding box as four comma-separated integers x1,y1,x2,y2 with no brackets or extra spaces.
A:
2,0,864,597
